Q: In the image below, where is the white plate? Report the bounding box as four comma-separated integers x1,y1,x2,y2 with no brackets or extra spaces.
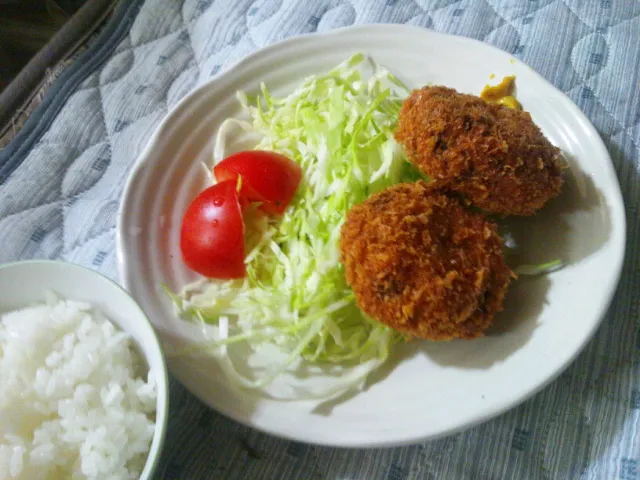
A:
117,24,626,447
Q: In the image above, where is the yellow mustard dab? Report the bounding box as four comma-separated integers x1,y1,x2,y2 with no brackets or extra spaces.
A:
480,75,522,110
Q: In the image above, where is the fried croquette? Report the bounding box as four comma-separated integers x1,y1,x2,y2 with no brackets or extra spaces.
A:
340,181,513,340
394,86,565,216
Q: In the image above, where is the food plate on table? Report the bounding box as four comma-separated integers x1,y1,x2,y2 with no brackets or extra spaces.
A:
116,24,625,447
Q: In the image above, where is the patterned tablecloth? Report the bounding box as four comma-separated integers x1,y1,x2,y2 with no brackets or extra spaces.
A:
1,0,639,478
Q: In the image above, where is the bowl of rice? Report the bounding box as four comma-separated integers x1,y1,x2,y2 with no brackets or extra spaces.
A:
0,260,169,480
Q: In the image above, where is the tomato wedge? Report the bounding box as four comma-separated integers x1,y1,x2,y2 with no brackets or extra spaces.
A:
180,180,246,279
213,150,302,215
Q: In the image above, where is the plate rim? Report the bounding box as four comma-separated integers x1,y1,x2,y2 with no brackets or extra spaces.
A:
116,23,627,447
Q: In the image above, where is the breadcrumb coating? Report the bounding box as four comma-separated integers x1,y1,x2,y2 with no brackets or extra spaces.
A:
340,181,513,340
394,86,565,216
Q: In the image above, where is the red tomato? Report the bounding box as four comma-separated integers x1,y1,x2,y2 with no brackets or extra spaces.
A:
180,180,246,279
213,150,302,215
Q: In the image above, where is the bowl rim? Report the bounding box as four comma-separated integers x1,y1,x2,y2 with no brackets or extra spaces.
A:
0,259,169,479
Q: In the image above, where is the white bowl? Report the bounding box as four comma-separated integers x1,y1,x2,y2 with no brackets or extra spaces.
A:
0,260,169,480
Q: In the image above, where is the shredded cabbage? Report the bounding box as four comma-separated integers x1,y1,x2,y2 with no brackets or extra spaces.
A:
168,54,423,399
513,260,564,276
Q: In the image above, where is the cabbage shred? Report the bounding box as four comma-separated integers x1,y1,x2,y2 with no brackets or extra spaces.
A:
171,54,423,397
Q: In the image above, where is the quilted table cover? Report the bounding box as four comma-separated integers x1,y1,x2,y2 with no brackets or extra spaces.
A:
1,0,639,478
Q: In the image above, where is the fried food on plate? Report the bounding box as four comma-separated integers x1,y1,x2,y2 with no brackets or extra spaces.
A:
340,181,513,340
394,86,565,216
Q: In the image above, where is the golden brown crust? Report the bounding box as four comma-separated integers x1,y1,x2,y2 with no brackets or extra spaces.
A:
340,181,513,340
394,86,565,216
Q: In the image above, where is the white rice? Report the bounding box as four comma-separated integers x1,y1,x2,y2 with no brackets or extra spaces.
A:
0,293,156,480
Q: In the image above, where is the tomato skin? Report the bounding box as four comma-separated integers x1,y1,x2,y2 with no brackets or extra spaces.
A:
213,150,302,215
180,180,246,279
